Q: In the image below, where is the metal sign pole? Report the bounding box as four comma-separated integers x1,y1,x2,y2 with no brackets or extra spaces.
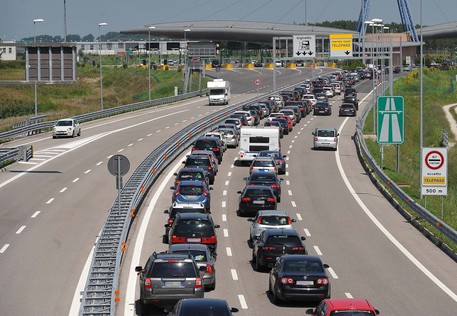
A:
117,156,122,215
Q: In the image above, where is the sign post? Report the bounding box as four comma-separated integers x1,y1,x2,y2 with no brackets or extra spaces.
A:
254,78,262,100
108,154,130,214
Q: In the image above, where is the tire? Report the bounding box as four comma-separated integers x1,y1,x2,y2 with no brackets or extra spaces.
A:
254,255,263,272
207,279,216,291
271,284,281,305
71,130,75,138
77,129,81,136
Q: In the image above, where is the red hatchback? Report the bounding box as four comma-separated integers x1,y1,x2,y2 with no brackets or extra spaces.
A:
312,298,380,315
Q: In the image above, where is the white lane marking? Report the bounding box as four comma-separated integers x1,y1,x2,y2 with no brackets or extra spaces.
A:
231,269,239,281
226,247,232,256
296,213,302,221
297,131,301,135
287,151,291,154
288,190,292,196
46,198,54,204
138,138,143,141
107,155,113,159
18,161,37,165
291,201,297,208
156,130,161,133
33,155,52,158
291,140,295,143
225,180,229,186
147,133,152,136
16,226,26,234
328,267,339,279
286,164,289,168
31,211,40,218
174,122,179,126
228,172,232,177
96,161,103,166
60,187,67,193
286,180,290,186
190,117,195,119
72,178,79,183
223,229,229,237
118,149,124,152
313,245,323,256
335,114,457,302
286,156,290,161
165,126,170,129
345,292,353,298
30,158,46,161
304,229,311,237
223,190,227,196
294,135,298,139
84,169,91,174
0,244,10,253
222,201,226,208
222,214,227,222
119,152,188,316
128,143,134,147
286,171,289,176
289,145,293,148
182,120,187,123
238,295,248,309
231,164,234,169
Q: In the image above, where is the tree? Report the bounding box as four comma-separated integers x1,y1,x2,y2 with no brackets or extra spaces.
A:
82,34,95,42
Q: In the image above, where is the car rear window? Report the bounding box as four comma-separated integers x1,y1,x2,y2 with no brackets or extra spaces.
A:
266,235,301,246
259,216,289,225
178,171,205,181
195,139,217,149
174,250,208,262
185,158,210,166
148,261,196,278
284,261,323,273
245,188,273,197
179,186,204,195
317,130,335,137
174,220,214,236
253,160,274,167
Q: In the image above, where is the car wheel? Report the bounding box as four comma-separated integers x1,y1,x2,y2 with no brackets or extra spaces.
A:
277,196,281,203
72,130,76,138
207,279,216,291
254,255,263,272
78,130,81,136
272,285,281,305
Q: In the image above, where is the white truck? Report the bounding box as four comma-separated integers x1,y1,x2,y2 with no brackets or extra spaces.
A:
207,79,231,105
238,126,281,163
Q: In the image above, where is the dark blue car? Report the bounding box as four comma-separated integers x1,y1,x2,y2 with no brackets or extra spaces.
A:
171,180,212,211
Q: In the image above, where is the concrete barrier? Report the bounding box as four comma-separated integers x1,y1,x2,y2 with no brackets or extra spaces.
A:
286,63,296,69
222,64,234,69
243,64,254,69
264,63,274,69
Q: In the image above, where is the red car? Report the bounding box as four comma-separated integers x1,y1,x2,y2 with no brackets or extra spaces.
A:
274,114,293,132
312,298,380,315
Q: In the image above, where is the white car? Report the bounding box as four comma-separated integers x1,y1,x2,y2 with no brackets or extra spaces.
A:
312,127,339,150
234,111,255,126
52,118,81,138
302,94,317,108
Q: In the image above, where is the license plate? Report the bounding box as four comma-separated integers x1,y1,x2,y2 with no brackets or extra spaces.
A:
164,281,184,288
253,200,265,205
318,110,325,113
296,280,314,286
187,238,201,242
258,169,267,172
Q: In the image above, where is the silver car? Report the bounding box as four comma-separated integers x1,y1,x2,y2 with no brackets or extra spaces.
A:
168,243,216,291
247,210,296,243
249,156,278,174
217,128,239,148
312,127,339,150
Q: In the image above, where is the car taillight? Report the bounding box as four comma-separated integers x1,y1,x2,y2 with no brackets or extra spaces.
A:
167,217,174,225
213,147,220,152
195,277,203,289
249,166,253,172
145,277,152,289
205,264,214,274
292,246,305,251
276,159,284,165
208,166,213,171
333,137,337,142
267,197,276,202
261,246,275,251
316,277,329,285
171,235,186,243
280,277,294,285
192,147,198,151
201,235,217,244
203,188,209,197
287,218,292,224
314,137,318,141
257,216,263,224
270,184,280,189
232,135,236,139
242,197,251,202
273,166,277,173
248,182,255,186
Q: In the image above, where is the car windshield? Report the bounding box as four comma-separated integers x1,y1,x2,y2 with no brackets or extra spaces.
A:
329,312,375,316
266,235,301,246
179,186,204,195
173,220,214,236
148,261,196,278
283,261,323,273
259,216,289,225
56,120,72,126
317,130,335,137
174,250,208,262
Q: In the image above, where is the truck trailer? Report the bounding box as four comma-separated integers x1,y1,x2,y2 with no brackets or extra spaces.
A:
207,79,231,105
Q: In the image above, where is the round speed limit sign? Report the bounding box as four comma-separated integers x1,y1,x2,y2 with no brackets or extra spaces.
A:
254,78,262,87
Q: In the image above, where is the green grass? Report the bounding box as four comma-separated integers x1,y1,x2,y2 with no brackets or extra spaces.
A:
0,60,207,132
363,68,457,251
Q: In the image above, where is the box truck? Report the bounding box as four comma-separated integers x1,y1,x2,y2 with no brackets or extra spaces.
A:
238,126,281,163
207,79,231,105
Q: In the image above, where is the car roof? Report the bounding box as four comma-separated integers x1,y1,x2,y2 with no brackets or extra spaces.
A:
253,156,275,161
176,212,211,220
176,180,207,186
168,243,210,251
280,254,322,263
256,210,289,217
323,298,376,311
263,228,299,236
178,167,206,173
315,127,337,132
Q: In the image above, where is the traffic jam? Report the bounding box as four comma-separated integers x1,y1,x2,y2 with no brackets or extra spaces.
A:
135,68,381,315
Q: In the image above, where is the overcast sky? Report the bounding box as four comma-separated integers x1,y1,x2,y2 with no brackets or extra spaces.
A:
2,0,456,40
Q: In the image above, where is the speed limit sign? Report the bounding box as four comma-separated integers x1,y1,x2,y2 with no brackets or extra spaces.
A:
254,78,262,86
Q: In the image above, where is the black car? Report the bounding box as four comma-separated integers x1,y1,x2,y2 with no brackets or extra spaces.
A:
244,171,283,202
237,185,277,216
313,102,332,116
343,95,359,110
271,118,289,135
165,212,220,253
173,167,209,187
169,298,239,315
257,150,287,175
268,255,330,304
183,154,216,184
344,87,357,97
339,103,357,117
164,202,209,234
252,228,307,271
192,137,224,164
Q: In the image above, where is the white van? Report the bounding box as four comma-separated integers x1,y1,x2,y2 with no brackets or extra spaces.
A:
238,126,281,163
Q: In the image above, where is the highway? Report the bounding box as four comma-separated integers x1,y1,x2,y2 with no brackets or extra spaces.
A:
0,66,456,316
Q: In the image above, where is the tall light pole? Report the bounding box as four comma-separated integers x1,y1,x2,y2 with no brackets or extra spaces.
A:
33,18,44,117
148,26,156,101
419,0,424,198
98,22,108,111
33,18,44,43
64,0,67,42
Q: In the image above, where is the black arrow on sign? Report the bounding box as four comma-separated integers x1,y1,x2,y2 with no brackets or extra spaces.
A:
307,51,314,56
295,51,302,56
345,51,351,55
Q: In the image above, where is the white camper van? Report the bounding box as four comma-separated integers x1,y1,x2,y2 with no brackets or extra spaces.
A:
238,126,281,163
207,79,231,105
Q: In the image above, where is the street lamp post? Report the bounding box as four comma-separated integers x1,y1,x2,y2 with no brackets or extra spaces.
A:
33,18,44,117
98,22,108,111
148,26,156,101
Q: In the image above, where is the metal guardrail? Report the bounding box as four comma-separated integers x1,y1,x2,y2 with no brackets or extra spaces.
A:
78,93,273,315
0,145,33,165
354,98,457,251
0,90,207,144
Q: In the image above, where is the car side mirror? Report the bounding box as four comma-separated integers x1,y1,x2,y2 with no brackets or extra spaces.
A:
291,219,296,222
305,308,315,315
323,263,330,269
301,236,306,240
254,236,260,240
170,186,175,190
214,224,220,228
237,191,242,194
173,173,178,176
164,224,170,228
337,133,340,136
135,266,143,273
209,187,213,190
182,161,185,164
164,209,169,214
247,218,254,222
312,132,316,136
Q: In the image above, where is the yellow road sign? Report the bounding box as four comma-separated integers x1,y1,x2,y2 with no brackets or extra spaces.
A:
330,34,353,57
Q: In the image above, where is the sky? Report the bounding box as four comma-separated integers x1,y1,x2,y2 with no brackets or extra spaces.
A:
1,0,457,41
